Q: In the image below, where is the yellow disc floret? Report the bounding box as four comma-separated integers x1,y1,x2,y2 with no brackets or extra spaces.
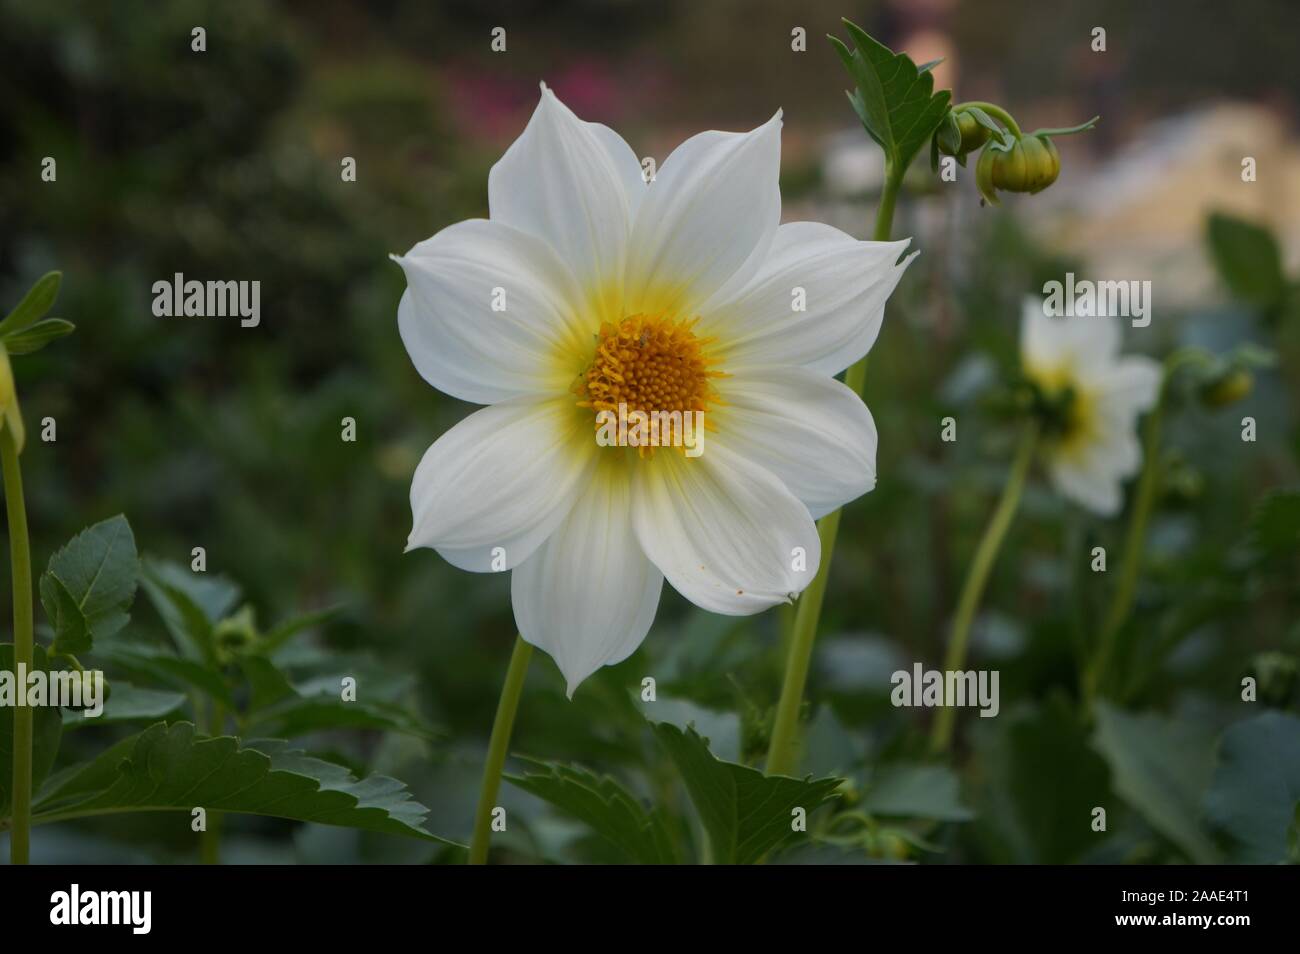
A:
574,313,724,456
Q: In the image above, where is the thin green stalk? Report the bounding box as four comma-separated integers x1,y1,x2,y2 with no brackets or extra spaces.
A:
1082,348,1209,707
929,422,1039,755
1,427,33,865
468,635,533,864
766,170,900,777
200,700,226,864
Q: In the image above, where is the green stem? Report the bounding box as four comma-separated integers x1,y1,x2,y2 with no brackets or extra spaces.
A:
1082,347,1211,707
929,422,1039,755
1,427,33,865
766,170,900,777
467,635,533,864
200,700,226,864
952,101,1022,138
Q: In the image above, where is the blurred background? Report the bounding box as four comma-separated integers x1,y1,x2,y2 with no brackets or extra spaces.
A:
1,0,1297,863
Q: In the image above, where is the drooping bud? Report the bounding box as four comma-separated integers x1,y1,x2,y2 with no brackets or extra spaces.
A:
1199,367,1254,408
977,134,1060,204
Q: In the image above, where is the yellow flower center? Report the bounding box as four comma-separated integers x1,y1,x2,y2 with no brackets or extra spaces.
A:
1028,363,1098,458
574,313,724,455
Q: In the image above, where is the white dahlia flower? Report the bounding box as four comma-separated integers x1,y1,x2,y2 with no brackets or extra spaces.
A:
396,86,912,694
1019,299,1161,517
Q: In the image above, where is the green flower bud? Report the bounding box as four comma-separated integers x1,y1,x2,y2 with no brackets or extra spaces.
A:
976,134,1061,204
214,605,259,660
937,110,992,160
1199,368,1253,408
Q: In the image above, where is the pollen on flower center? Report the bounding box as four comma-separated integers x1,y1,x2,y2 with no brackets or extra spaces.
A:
573,313,724,455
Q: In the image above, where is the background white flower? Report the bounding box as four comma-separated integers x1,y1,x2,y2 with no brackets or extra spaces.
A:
396,85,913,694
1020,299,1161,516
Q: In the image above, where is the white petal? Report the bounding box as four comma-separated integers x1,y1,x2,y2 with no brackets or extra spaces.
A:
488,85,643,295
512,460,663,696
1020,298,1121,379
408,397,594,571
1048,452,1123,517
701,222,914,375
623,113,783,317
396,219,589,404
1095,355,1161,414
631,442,820,615
718,366,877,518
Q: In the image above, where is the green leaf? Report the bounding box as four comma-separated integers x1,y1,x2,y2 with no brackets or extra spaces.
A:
61,682,185,728
0,644,63,817
969,698,1111,864
32,721,457,845
1249,488,1300,554
861,763,974,822
99,642,234,708
1206,212,1287,310
140,558,240,665
260,604,343,654
0,271,61,338
830,19,952,176
3,318,75,355
507,759,679,864
39,514,139,656
240,655,439,740
653,722,842,864
1204,712,1300,863
1092,702,1219,863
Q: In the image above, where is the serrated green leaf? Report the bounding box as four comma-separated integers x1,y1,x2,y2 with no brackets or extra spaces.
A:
1204,712,1300,863
1092,702,1219,863
0,644,63,817
831,19,952,176
0,271,61,338
30,721,456,844
1207,212,1287,310
508,759,678,863
861,763,974,821
39,514,139,656
654,722,842,864
3,318,75,355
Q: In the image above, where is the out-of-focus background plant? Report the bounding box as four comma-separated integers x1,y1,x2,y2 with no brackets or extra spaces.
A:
1,0,1297,863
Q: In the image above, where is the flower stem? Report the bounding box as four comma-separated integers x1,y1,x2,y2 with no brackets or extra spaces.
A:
929,422,1038,755
200,700,226,864
1082,348,1209,707
766,169,900,776
467,634,532,864
1,427,33,865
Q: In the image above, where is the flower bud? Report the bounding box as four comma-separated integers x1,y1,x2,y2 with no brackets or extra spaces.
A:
936,109,992,161
976,134,1061,204
1199,368,1253,408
